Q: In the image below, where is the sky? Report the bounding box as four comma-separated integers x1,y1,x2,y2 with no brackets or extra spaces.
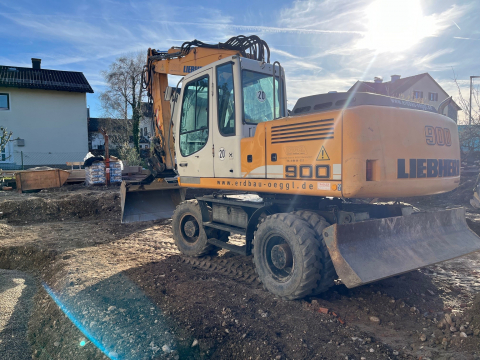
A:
1,0,479,123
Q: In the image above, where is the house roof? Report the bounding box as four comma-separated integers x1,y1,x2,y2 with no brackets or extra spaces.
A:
88,117,131,133
348,73,461,110
0,65,94,93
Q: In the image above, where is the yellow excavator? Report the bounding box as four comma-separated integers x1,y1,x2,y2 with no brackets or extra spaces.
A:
121,35,480,299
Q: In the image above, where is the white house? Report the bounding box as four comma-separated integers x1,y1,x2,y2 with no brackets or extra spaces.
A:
349,73,461,122
0,58,93,169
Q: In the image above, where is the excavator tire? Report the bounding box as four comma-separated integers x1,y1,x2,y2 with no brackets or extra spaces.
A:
172,200,227,257
294,210,336,295
253,213,324,300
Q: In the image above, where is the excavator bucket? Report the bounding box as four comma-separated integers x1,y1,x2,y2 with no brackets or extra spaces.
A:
323,207,480,288
120,180,185,223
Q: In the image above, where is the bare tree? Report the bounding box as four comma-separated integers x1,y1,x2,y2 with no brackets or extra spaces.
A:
0,127,12,155
100,52,146,150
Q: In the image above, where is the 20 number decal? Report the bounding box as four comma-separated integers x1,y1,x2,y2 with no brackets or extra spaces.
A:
256,90,266,103
218,147,226,160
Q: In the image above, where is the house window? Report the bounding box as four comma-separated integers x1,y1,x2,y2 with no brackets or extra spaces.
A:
0,93,9,110
413,91,423,99
428,92,438,101
144,127,148,136
140,128,143,137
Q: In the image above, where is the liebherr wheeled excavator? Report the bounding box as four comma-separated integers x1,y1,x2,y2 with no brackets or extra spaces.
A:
121,35,480,299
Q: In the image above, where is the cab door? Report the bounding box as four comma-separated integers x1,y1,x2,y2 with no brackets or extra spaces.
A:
212,61,241,177
176,69,214,178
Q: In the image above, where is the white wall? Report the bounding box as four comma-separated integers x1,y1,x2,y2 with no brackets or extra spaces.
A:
0,87,88,167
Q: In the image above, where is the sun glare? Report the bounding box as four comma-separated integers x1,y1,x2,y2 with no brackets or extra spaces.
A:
358,0,437,53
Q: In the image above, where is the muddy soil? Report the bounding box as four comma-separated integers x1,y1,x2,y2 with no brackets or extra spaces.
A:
0,183,479,359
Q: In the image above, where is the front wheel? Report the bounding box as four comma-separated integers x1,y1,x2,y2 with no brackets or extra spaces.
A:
253,213,324,300
172,200,225,256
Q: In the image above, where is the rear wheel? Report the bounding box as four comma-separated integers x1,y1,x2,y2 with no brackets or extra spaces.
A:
294,210,336,295
172,200,226,257
253,213,324,300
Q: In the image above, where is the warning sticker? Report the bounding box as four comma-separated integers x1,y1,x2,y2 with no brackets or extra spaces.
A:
256,90,266,103
316,146,330,161
317,182,330,191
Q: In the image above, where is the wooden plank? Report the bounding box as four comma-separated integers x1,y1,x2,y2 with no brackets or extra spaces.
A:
66,169,86,183
15,169,70,192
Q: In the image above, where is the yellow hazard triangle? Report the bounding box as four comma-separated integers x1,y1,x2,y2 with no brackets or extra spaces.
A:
316,146,330,161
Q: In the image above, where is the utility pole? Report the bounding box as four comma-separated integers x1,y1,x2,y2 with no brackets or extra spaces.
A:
469,76,480,125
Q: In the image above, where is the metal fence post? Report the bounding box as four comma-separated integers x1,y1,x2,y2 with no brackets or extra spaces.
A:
21,151,24,170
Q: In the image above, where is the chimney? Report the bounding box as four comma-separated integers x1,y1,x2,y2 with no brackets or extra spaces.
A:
374,76,383,83
31,58,41,70
391,75,401,83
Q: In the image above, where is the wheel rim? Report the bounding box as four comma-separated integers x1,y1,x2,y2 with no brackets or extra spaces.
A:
180,214,200,244
263,234,294,281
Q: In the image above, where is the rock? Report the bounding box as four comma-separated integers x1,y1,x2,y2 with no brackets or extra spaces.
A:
369,316,381,324
427,289,435,295
162,344,171,353
445,313,453,325
53,342,60,347
437,319,446,329
275,356,281,360
369,348,375,352
191,339,198,347
393,350,399,355
450,326,457,332
410,307,417,312
107,306,116,311
474,329,480,336
441,338,448,349
460,325,466,332
460,332,467,338
311,300,318,306
420,334,427,342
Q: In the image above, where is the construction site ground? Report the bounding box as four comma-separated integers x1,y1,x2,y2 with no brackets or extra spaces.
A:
1,178,480,360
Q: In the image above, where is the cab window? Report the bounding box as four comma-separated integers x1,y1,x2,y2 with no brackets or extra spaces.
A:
242,70,284,124
179,76,209,157
216,63,235,136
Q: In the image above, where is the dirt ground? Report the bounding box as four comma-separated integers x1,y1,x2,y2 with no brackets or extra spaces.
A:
0,179,480,360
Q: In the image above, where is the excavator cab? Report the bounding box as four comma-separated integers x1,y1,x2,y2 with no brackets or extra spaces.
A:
121,49,286,223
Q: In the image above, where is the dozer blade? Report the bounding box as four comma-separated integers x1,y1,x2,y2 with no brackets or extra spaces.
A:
121,180,185,223
323,207,480,288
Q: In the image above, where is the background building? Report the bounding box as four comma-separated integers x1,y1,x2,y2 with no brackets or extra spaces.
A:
0,58,93,169
349,73,461,122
